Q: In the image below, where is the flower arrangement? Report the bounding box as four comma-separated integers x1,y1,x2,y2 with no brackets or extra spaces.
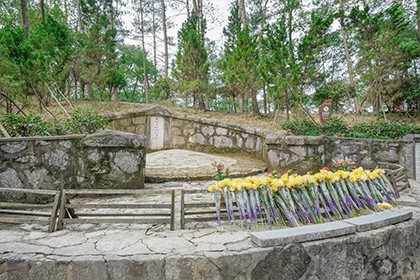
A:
332,157,356,171
211,161,226,181
207,167,397,228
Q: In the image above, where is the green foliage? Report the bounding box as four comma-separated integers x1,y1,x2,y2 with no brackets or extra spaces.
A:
282,118,322,136
282,117,419,140
65,109,109,134
348,120,420,140
172,11,209,109
0,109,109,137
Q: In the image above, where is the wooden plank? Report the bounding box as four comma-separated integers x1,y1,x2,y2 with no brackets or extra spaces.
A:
185,217,224,222
64,189,179,195
0,202,53,209
57,192,67,230
48,191,61,233
185,210,217,215
180,190,186,229
0,216,49,224
181,189,208,194
65,203,172,209
0,209,51,216
0,188,57,195
62,218,171,224
184,202,215,208
75,213,171,217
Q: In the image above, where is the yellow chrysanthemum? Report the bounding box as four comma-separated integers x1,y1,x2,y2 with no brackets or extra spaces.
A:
377,202,393,210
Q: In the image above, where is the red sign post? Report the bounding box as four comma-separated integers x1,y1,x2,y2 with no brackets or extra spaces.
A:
318,99,332,123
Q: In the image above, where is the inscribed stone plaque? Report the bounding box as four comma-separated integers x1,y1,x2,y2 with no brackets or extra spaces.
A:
149,116,165,150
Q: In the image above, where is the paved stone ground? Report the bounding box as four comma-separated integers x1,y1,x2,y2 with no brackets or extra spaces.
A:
145,149,267,182
0,179,419,279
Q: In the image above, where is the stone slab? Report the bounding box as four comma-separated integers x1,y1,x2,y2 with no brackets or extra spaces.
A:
343,209,412,232
250,221,356,248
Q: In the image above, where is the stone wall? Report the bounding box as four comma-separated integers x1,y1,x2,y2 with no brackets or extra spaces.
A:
0,218,418,279
105,106,268,156
0,130,147,191
106,106,418,178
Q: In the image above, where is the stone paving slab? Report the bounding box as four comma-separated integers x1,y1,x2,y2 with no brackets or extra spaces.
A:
250,221,356,248
344,209,413,232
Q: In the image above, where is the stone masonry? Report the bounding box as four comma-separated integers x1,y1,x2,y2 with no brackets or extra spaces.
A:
0,130,147,191
105,106,420,178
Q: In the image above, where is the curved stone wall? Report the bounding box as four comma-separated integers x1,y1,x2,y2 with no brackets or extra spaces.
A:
0,130,147,190
0,217,418,279
105,106,418,178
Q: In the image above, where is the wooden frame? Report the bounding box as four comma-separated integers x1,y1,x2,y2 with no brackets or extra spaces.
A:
180,189,236,229
57,189,176,230
0,188,61,232
377,162,410,196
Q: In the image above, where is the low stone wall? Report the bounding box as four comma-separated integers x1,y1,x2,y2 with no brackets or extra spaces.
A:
105,106,268,156
0,218,418,279
0,130,147,191
106,106,418,178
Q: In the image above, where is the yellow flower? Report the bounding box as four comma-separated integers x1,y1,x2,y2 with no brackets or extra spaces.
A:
377,202,393,210
208,184,216,192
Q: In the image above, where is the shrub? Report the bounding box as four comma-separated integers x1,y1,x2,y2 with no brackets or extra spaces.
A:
281,118,321,136
348,120,420,140
320,116,348,136
0,109,109,137
281,116,418,140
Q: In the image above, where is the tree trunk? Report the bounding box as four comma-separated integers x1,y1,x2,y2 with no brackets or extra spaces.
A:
77,0,83,32
251,92,259,115
161,0,169,77
140,0,149,103
338,0,358,112
152,2,157,81
417,0,420,41
238,94,245,112
20,0,29,38
186,0,190,16
238,0,247,28
40,0,45,22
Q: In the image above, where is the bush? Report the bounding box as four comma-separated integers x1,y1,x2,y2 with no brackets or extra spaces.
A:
281,118,321,136
281,117,418,140
0,109,109,137
348,120,420,140
320,116,348,136
281,116,348,137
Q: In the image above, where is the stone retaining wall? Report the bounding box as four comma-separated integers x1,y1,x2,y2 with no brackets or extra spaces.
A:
0,130,147,191
1,218,418,279
106,106,419,178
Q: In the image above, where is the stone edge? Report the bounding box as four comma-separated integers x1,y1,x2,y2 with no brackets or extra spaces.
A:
251,209,413,248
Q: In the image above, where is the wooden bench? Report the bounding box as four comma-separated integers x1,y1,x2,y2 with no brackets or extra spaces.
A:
377,162,410,196
0,188,61,232
57,189,176,230
180,189,237,229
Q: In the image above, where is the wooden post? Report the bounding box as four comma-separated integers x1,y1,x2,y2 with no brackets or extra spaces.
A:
180,190,185,229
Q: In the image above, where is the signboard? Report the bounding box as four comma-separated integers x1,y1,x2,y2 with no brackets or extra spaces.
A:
318,99,332,123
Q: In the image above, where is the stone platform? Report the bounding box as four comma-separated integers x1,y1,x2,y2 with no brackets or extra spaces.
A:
0,180,419,279
145,149,267,182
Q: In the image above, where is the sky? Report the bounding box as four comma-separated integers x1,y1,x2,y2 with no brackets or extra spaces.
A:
121,0,233,73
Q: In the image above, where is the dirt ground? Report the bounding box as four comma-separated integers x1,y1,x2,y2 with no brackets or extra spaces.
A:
15,99,420,134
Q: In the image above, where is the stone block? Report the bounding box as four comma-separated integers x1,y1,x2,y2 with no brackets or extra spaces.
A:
250,221,356,247
344,209,412,232
0,142,27,153
215,127,228,135
245,137,254,149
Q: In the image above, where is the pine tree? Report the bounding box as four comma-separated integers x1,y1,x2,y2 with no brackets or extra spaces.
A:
173,11,209,109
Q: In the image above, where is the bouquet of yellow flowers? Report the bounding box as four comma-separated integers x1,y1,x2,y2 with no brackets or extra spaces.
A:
208,167,397,228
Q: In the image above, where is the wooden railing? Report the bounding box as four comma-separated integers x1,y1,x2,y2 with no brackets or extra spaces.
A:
0,188,61,232
377,162,410,196
57,189,176,230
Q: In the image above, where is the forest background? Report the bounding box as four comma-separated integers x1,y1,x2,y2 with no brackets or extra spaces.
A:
0,0,419,139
